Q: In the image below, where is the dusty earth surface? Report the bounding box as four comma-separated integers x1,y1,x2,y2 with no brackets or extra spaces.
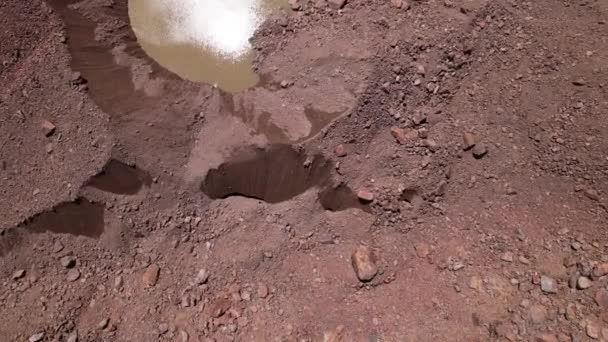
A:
1,0,608,341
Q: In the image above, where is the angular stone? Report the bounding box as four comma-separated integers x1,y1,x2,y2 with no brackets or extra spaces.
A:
143,264,160,287
351,246,377,282
328,0,346,9
12,269,26,280
540,275,557,294
29,332,44,342
194,269,209,285
463,132,476,150
41,120,56,137
357,189,374,203
472,144,488,159
529,304,547,324
592,263,608,278
67,269,80,282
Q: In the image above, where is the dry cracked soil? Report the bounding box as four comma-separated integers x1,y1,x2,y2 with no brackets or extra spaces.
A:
1,0,608,341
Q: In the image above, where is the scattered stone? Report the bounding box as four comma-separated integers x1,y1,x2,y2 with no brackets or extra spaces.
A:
143,264,160,287
98,318,109,330
592,263,608,278
257,283,269,298
594,289,608,308
114,276,124,288
584,189,600,201
12,269,25,280
328,0,346,9
351,245,378,282
462,132,476,150
357,189,374,203
159,323,169,335
178,330,189,342
535,333,558,342
280,80,289,88
41,120,56,137
288,0,301,10
529,304,547,324
540,276,557,293
500,252,514,262
334,144,347,157
390,126,410,144
469,275,483,291
70,71,86,85
572,78,586,86
587,320,600,339
29,332,44,342
194,269,209,285
60,256,76,268
67,269,81,282
414,243,431,258
565,303,578,321
472,144,488,159
577,276,592,290
52,241,64,253
519,256,531,265
66,332,78,342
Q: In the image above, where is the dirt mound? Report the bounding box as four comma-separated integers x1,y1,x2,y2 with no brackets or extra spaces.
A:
1,0,608,341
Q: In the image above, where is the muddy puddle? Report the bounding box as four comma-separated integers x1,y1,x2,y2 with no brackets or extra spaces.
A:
128,0,287,92
23,198,105,237
201,144,365,211
86,159,152,195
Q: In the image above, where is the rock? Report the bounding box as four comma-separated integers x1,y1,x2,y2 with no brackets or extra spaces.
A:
540,275,557,293
463,132,476,150
593,263,608,278
587,320,600,339
584,189,600,201
29,332,44,342
414,243,431,258
334,144,347,157
288,0,301,10
98,318,109,330
390,126,409,144
469,275,483,291
535,333,558,342
572,78,586,86
328,0,346,9
500,252,514,262
565,303,578,321
257,283,269,298
114,275,124,288
280,80,289,88
577,276,592,290
594,289,608,308
159,323,169,335
357,189,374,203
351,246,378,282
423,139,440,152
529,304,547,324
12,269,26,280
472,144,488,159
70,71,86,85
41,120,56,137
194,269,209,285
60,256,76,268
143,264,160,287
52,241,64,253
178,330,189,342
66,332,78,342
67,269,81,282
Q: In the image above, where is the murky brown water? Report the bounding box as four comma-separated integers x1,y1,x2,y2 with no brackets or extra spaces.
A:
128,0,287,92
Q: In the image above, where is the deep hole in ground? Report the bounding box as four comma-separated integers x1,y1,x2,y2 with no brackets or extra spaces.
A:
22,198,105,238
86,159,152,195
201,144,364,211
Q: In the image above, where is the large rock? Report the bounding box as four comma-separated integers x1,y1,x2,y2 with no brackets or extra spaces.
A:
351,246,378,282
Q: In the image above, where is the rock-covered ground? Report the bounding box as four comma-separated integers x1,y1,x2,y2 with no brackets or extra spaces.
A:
1,0,608,341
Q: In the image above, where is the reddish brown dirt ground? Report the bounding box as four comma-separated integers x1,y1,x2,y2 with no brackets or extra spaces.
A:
1,0,608,341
